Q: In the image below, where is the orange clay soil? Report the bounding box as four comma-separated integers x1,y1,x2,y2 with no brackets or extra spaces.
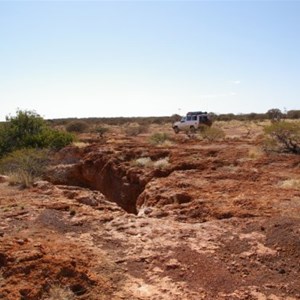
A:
1,126,300,299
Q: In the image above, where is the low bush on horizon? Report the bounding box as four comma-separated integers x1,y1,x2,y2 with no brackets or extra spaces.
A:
65,120,89,133
124,123,149,136
93,126,110,137
264,121,300,154
50,115,180,127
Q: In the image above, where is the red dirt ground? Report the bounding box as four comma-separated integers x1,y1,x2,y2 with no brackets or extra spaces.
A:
1,124,300,299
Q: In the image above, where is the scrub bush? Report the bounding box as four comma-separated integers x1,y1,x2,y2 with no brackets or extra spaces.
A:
200,126,225,141
149,132,170,145
0,110,74,157
124,124,149,136
264,121,300,154
0,148,50,187
94,126,109,137
65,120,89,133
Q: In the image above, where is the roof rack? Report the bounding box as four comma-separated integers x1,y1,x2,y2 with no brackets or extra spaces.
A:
186,111,208,115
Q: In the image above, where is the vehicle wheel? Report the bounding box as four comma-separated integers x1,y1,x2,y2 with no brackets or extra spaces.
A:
173,126,179,134
190,126,196,133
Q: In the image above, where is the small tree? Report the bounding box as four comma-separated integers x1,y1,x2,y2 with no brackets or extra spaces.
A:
266,108,283,122
264,121,300,154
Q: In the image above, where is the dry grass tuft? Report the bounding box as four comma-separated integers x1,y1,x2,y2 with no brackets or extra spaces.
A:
44,284,74,300
133,156,170,169
159,140,174,147
149,132,170,145
200,126,226,141
73,142,89,148
280,179,300,189
8,170,34,188
134,157,153,167
153,157,170,169
248,147,264,159
0,148,49,188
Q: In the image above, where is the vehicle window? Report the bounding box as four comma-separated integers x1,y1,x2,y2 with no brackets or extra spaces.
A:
186,116,192,121
192,115,197,121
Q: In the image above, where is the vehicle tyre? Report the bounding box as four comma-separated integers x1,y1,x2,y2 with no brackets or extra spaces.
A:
190,126,196,133
173,126,179,134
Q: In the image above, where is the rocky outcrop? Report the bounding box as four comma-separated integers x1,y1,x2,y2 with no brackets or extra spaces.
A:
47,141,300,221
47,145,164,214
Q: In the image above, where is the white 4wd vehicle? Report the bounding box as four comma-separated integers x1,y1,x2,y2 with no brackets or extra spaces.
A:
172,111,212,134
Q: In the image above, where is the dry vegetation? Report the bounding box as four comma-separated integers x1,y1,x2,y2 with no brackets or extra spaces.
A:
44,285,74,300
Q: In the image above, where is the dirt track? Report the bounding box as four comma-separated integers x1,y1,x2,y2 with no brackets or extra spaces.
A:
1,128,300,299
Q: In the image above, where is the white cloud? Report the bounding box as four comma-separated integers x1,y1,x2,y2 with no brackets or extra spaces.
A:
230,80,241,84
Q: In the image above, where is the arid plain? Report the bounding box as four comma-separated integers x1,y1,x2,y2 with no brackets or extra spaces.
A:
1,120,300,300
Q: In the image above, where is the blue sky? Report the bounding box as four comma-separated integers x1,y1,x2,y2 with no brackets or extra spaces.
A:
0,1,299,120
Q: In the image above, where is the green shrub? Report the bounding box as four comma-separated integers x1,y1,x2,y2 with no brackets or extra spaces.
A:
0,110,46,155
0,110,74,157
264,121,300,154
0,148,50,187
40,129,74,150
149,132,170,145
65,120,89,133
